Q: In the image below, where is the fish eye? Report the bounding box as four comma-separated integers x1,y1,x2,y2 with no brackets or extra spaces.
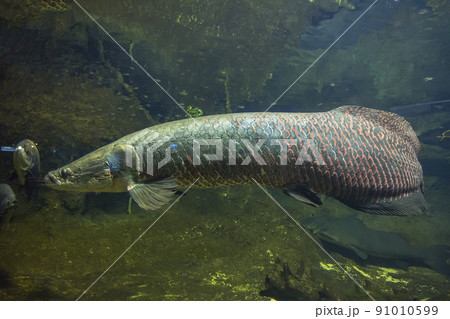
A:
61,168,73,178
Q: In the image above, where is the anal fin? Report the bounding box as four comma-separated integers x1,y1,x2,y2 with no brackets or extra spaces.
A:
346,190,427,216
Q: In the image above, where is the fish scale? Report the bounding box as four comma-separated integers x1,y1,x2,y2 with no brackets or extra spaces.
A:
127,106,423,207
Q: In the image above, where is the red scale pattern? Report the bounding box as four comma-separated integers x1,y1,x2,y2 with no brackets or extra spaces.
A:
169,106,422,206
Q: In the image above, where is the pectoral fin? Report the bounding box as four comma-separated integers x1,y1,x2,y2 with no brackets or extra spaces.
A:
284,183,322,207
128,177,177,210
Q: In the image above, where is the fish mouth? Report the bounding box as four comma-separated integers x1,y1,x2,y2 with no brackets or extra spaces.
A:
44,169,123,192
44,172,62,186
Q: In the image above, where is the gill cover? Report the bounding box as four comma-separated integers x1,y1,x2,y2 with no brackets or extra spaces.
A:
111,144,178,211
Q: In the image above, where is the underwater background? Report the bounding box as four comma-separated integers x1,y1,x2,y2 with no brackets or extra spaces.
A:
0,0,449,300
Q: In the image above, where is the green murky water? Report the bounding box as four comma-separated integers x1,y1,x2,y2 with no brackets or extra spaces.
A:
0,0,449,300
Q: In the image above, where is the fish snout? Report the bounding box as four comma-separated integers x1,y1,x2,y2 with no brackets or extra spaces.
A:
44,172,62,186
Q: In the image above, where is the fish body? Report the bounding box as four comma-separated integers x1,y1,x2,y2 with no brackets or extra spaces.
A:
13,139,41,200
0,184,16,216
302,215,449,276
45,106,425,216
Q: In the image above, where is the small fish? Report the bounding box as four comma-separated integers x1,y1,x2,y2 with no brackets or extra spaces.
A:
303,215,450,276
389,99,450,117
0,184,16,216
13,139,41,200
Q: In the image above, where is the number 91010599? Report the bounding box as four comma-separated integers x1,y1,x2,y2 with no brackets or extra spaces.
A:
376,305,438,316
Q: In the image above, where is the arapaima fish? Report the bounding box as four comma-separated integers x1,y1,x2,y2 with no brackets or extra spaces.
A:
45,106,426,216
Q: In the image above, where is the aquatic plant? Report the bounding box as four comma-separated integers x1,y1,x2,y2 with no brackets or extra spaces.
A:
185,106,204,117
437,130,450,141
425,0,447,12
40,0,70,11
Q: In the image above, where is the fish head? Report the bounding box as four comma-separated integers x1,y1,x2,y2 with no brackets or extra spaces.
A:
14,139,40,184
45,144,140,193
0,184,17,215
1,197,17,212
302,216,340,243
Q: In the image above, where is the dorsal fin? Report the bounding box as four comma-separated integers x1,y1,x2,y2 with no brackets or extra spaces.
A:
334,105,420,154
